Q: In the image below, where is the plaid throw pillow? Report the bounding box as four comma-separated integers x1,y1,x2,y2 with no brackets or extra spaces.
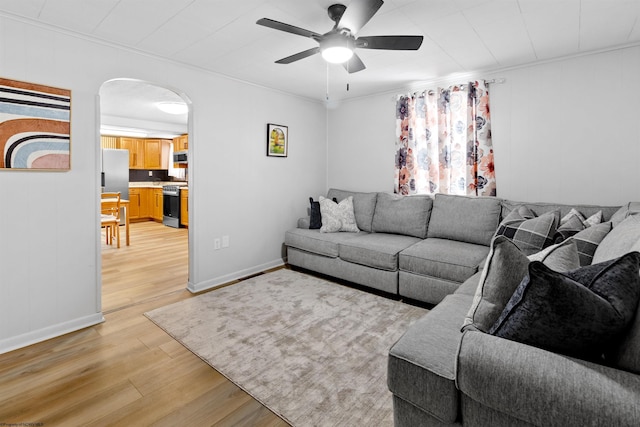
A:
495,205,559,255
567,221,612,266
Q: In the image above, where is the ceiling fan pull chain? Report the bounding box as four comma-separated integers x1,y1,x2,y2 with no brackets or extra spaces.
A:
326,62,330,101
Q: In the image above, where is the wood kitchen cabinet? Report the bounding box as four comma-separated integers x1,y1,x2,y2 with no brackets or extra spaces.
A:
180,188,188,227
129,188,142,219
151,188,163,222
119,137,145,169
110,137,171,170
173,134,188,152
129,188,151,221
144,139,171,170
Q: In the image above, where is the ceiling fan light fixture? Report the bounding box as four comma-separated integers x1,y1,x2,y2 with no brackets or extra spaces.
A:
320,32,354,64
321,46,354,64
156,101,188,115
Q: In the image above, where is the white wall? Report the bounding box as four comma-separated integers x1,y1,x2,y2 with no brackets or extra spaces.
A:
0,16,327,353
328,45,640,206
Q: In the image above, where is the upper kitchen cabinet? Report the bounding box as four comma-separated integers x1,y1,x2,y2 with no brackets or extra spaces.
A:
144,139,171,169
102,137,171,170
119,137,145,169
173,134,188,152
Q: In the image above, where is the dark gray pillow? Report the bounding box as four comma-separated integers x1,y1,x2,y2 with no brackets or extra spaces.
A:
489,252,640,362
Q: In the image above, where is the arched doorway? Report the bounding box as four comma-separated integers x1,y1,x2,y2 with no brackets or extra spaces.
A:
98,79,191,312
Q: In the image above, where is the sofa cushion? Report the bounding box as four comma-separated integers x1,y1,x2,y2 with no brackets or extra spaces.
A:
427,194,501,246
327,188,378,232
609,202,640,227
371,192,432,239
319,196,359,233
567,221,612,266
462,236,579,333
454,272,483,297
489,252,640,362
399,238,490,284
494,205,559,255
613,306,640,374
457,331,640,427
388,293,472,424
339,233,421,271
285,228,366,258
592,215,640,264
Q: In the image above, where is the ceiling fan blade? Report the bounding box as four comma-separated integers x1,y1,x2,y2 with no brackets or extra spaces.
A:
256,18,321,39
343,53,366,73
275,47,321,64
338,0,384,35
357,35,424,50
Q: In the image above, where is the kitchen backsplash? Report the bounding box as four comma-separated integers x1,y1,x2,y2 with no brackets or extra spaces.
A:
129,169,169,182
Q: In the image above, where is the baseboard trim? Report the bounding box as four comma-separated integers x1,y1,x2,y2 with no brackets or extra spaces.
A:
0,312,105,355
188,259,285,294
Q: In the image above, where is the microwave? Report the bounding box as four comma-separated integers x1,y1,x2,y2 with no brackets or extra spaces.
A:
173,151,188,164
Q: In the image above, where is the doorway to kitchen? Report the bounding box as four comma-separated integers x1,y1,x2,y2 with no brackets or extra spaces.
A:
98,78,192,313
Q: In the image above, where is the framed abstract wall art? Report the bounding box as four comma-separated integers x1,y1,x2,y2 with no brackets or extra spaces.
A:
267,123,288,157
0,78,71,170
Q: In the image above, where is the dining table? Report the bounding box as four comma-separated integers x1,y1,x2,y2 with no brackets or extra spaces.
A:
101,197,130,246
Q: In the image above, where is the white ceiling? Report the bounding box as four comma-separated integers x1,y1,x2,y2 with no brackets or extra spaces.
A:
2,0,640,133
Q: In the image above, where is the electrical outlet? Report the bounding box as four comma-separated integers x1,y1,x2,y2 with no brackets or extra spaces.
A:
222,235,229,248
148,171,153,177
214,238,221,250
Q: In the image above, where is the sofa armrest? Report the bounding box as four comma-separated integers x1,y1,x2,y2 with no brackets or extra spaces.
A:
297,216,310,229
457,331,640,426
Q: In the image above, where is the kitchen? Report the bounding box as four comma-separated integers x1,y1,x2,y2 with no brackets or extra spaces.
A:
99,79,191,312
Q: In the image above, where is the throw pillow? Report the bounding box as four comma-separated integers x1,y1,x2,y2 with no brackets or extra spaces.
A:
583,210,603,227
462,236,579,333
309,197,322,229
528,238,580,272
566,221,612,266
319,196,359,233
489,252,640,361
592,215,640,264
309,197,337,229
494,205,559,255
554,213,586,243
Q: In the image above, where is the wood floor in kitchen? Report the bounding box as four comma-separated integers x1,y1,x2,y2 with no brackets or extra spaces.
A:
0,221,288,426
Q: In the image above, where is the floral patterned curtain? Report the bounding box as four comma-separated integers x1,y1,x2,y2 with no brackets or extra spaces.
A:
394,80,495,197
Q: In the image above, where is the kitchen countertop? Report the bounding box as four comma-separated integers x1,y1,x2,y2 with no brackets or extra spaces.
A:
129,181,188,188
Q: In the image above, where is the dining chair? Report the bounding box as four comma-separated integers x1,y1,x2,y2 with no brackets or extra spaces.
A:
101,192,121,248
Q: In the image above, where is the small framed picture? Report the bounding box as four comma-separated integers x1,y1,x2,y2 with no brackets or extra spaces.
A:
267,123,288,157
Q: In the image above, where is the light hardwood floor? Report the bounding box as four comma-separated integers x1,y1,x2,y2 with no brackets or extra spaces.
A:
0,221,288,426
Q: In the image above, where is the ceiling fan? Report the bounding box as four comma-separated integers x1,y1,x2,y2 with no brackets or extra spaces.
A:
256,0,423,73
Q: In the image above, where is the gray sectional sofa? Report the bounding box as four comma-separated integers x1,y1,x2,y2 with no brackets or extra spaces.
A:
284,188,640,426
286,188,503,305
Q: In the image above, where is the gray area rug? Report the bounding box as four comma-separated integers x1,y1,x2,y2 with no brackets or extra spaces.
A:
145,269,428,426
